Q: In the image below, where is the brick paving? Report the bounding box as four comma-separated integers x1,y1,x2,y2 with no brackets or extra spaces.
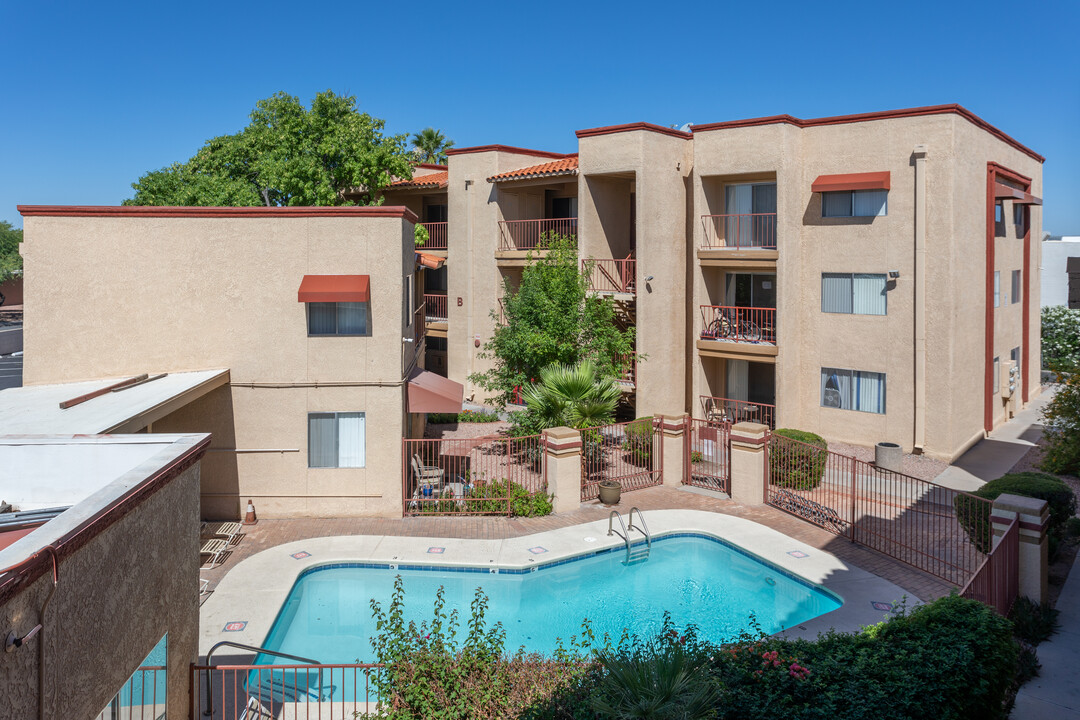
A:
201,485,952,602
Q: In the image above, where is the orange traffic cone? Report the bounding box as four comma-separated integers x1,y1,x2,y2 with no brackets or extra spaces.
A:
243,499,257,525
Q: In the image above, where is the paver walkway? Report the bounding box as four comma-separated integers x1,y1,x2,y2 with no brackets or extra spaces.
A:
202,485,952,603
1012,549,1080,719
933,389,1054,491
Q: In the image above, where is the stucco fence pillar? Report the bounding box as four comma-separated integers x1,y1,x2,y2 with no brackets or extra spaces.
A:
545,426,582,514
728,422,769,505
992,493,1049,604
659,414,688,487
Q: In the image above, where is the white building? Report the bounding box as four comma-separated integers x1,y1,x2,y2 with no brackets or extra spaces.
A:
1041,235,1080,307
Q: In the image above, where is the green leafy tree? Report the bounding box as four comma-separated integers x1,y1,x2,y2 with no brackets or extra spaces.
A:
0,221,22,284
125,91,414,207
1042,305,1080,374
1042,374,1080,476
469,235,637,407
411,127,454,164
517,360,621,433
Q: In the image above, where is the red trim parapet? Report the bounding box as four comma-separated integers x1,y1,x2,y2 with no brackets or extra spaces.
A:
445,144,570,159
18,205,420,222
575,121,692,140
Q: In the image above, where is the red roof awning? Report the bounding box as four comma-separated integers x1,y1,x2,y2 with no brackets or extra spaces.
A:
994,183,1042,206
407,368,464,414
416,252,445,269
297,275,370,303
812,171,891,193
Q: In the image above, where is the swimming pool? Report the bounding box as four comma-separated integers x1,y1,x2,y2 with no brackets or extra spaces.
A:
259,534,842,663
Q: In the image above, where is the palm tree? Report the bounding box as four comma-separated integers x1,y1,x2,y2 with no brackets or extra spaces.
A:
520,360,621,430
411,128,454,164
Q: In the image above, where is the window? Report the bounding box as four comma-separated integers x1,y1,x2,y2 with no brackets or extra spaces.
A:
308,412,366,468
724,182,777,247
821,273,887,315
820,368,886,414
993,357,1000,395
404,274,415,327
1014,204,1025,228
994,271,1001,308
822,189,887,218
995,203,1003,223
308,302,370,336
1011,270,1021,304
1010,346,1020,376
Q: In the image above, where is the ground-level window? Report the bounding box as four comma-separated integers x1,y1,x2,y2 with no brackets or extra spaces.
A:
820,368,886,414
821,273,887,315
1012,270,1021,304
821,189,887,217
308,302,370,336
308,412,366,468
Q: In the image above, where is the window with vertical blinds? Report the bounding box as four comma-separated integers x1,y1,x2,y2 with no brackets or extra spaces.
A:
821,273,887,315
822,190,887,217
1011,270,1021,305
308,302,370,336
308,412,366,468
820,368,886,414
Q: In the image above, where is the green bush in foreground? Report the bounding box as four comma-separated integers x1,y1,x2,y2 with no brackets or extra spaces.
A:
427,410,502,424
769,428,828,490
415,479,553,517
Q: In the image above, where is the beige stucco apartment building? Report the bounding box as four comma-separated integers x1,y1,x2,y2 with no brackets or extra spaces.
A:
14,206,462,519
412,104,1043,463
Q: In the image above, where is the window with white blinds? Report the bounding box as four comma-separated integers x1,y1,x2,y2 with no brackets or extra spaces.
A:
821,273,887,315
822,189,888,217
1011,270,1021,304
308,302,370,336
308,412,366,468
820,368,886,414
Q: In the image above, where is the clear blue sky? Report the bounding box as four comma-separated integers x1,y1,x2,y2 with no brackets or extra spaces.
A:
2,0,1077,232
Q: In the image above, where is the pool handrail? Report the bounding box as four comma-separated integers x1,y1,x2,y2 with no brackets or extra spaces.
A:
203,641,323,717
627,507,652,555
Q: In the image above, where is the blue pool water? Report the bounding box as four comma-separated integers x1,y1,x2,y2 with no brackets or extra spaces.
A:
259,534,841,665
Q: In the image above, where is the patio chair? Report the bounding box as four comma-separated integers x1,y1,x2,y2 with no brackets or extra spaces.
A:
201,520,243,545
200,538,228,567
704,398,731,425
411,454,445,487
239,670,336,720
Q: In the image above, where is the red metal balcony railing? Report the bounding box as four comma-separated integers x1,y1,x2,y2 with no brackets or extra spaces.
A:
701,213,777,250
497,218,577,251
699,395,775,428
424,294,447,323
413,304,426,347
616,355,636,387
583,257,636,294
699,305,776,344
420,221,448,250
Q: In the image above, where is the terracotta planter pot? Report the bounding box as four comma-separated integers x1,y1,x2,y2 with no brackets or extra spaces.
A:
598,480,621,505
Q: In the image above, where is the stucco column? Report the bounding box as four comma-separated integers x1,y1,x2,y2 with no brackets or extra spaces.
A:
912,144,929,453
729,422,769,505
659,414,688,487
991,493,1049,603
545,426,582,514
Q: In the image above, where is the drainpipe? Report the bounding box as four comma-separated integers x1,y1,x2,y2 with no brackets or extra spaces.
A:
912,145,929,454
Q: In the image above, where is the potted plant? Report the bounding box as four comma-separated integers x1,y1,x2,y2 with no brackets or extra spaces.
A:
598,480,621,505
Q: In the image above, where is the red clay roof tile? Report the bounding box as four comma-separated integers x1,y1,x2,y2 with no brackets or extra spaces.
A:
487,156,578,183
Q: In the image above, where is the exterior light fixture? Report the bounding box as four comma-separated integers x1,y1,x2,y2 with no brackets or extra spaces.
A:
645,275,655,282
888,271,900,279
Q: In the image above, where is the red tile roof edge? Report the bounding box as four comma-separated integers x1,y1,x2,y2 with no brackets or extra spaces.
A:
487,156,579,183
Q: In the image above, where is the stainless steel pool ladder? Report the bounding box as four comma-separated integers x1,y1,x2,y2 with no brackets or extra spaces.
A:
608,507,651,563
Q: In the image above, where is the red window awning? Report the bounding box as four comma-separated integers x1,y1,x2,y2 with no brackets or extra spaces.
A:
994,183,1042,206
407,367,464,414
297,275,370,303
811,171,891,193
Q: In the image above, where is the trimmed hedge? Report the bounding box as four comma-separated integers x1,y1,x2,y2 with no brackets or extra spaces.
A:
769,428,829,490
427,410,502,424
957,472,1076,551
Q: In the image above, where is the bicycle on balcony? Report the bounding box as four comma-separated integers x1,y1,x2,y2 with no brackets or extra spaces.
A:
704,310,762,343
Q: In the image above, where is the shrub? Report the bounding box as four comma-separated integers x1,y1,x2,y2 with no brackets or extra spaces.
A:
1040,373,1080,476
1008,597,1060,645
769,429,828,490
1067,517,1080,537
1041,305,1080,373
621,416,655,468
427,410,502,424
957,472,1076,553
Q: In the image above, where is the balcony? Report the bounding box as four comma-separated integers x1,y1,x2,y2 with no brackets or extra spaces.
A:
497,218,577,262
583,257,636,295
699,213,778,266
419,222,447,251
616,355,636,391
699,395,775,428
413,304,426,351
697,305,777,359
424,294,447,331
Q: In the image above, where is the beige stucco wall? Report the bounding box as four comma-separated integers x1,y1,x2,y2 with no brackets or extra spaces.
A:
21,214,417,517
0,461,201,719
579,129,692,416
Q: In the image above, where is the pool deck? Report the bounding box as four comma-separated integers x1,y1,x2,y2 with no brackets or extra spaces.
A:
199,486,955,661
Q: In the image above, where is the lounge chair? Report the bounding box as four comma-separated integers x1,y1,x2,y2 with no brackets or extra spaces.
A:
411,454,445,487
200,538,228,567
239,669,336,720
201,520,243,545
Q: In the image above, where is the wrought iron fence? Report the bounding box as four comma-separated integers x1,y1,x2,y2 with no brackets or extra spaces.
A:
583,257,636,294
961,516,1020,615
767,433,994,586
700,305,776,344
192,663,381,719
420,221,447,249
580,418,662,501
423,294,448,323
701,213,777,249
497,218,577,251
402,434,547,516
699,395,775,428
685,418,730,494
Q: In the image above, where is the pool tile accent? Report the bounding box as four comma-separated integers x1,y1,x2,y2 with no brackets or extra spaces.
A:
787,550,809,558
872,601,893,612
290,551,311,560
427,547,445,554
528,546,548,554
223,621,248,632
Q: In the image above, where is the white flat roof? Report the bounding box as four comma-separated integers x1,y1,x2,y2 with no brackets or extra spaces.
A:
0,368,229,434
